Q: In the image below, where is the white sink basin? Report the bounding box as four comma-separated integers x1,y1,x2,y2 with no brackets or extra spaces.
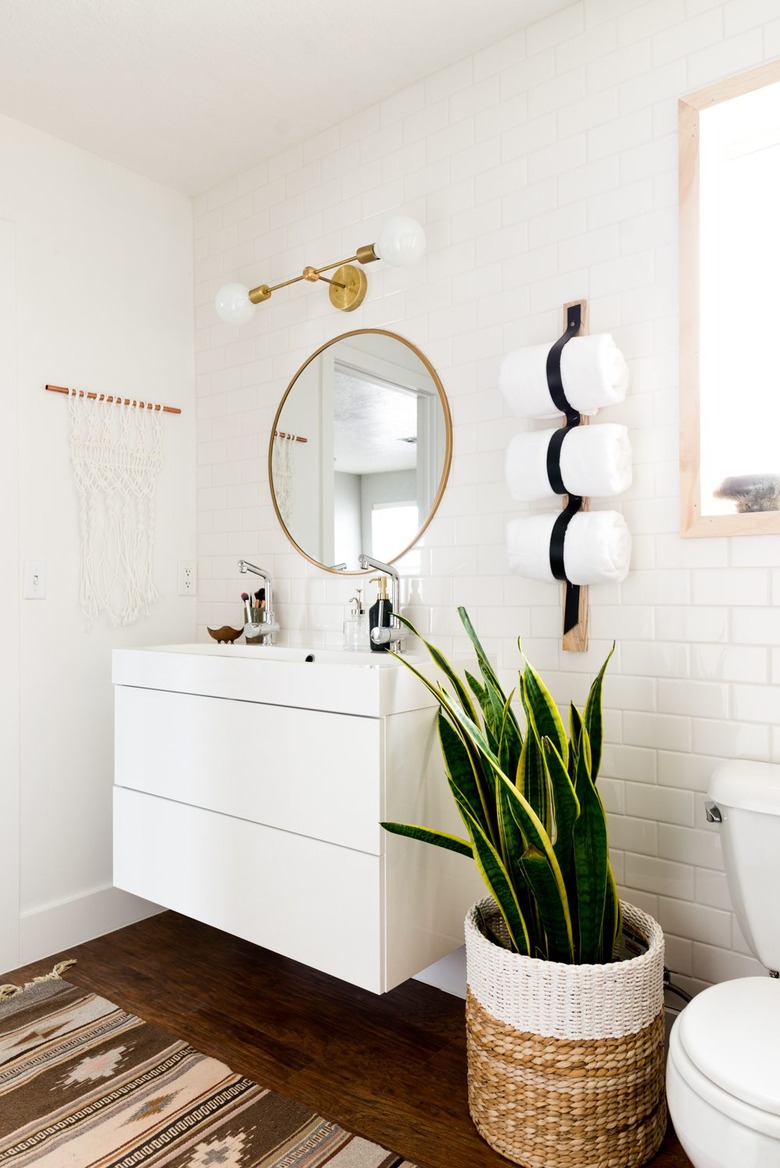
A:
112,641,437,716
153,642,424,667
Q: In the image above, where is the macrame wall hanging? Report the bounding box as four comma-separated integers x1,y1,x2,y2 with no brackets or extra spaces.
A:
46,383,181,627
271,429,305,527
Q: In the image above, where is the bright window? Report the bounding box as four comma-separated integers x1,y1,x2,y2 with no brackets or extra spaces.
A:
371,503,418,561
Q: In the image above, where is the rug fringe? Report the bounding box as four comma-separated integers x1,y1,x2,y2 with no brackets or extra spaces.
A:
0,959,77,1001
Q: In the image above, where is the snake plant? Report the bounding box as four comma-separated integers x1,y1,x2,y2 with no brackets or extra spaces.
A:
382,607,622,964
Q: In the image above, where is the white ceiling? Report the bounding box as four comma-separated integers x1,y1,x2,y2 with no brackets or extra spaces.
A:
0,0,571,195
334,369,418,476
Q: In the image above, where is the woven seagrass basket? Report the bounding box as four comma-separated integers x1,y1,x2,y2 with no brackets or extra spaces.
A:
465,898,666,1168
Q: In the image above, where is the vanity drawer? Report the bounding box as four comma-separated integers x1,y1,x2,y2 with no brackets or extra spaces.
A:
114,685,382,853
113,787,383,992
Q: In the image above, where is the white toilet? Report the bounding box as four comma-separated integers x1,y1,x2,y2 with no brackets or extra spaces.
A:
666,759,780,1168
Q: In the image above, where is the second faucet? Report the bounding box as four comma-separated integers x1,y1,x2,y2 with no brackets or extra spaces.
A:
238,560,278,640
359,554,403,651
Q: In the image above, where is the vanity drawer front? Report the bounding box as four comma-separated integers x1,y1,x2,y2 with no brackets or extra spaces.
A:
113,787,383,993
114,686,382,853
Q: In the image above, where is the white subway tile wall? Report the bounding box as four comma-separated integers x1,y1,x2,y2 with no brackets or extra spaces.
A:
193,0,780,995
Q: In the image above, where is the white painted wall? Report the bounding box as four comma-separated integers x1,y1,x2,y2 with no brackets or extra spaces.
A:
0,220,21,971
0,114,196,967
194,0,780,998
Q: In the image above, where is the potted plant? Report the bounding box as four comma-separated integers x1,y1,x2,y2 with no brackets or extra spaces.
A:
383,608,666,1168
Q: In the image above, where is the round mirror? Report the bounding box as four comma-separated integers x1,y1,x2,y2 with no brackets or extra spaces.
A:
269,329,452,572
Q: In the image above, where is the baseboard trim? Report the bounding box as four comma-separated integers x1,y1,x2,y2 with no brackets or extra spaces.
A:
20,884,162,966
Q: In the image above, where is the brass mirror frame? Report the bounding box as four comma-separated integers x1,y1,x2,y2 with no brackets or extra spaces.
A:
680,58,780,537
268,328,453,573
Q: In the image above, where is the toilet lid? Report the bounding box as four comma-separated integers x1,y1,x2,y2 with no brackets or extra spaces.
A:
677,977,780,1117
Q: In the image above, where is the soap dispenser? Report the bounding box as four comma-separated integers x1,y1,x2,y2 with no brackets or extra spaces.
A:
355,587,368,644
343,595,361,650
368,576,391,653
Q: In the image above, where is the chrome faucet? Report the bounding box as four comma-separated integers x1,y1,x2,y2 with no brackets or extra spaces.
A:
358,553,403,650
237,560,278,639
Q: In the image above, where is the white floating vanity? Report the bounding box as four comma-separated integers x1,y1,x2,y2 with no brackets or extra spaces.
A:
112,642,481,993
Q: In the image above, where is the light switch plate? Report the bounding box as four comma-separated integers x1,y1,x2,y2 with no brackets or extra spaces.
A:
23,560,47,599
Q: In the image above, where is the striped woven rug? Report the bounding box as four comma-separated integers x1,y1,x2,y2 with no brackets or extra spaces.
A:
0,967,417,1167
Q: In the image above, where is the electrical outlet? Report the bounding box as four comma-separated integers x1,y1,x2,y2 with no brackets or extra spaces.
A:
178,560,197,596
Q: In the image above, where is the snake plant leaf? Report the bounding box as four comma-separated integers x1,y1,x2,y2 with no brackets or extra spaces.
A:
392,614,480,724
462,672,499,724
542,735,579,833
465,670,500,753
519,844,575,963
495,758,535,915
384,647,498,839
517,714,552,832
462,610,526,777
603,864,623,956
541,737,580,872
497,770,569,953
568,702,583,782
387,641,466,719
465,668,524,787
575,719,593,789
442,697,540,857
458,606,519,718
449,708,559,883
457,799,531,955
380,820,474,859
582,642,615,783
444,700,556,876
443,690,508,776
520,662,569,770
438,712,498,846
474,901,511,950
571,725,610,963
465,669,488,715
497,689,523,784
569,700,584,747
461,606,524,737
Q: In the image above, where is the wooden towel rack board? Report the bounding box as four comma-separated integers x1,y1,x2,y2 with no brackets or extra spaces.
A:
560,299,589,653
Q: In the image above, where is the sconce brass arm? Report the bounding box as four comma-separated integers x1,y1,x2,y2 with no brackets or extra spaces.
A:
247,244,379,307
214,216,424,323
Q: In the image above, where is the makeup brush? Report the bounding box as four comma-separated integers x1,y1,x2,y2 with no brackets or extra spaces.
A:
241,592,252,622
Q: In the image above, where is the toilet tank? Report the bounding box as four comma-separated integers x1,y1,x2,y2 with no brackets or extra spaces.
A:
708,760,780,971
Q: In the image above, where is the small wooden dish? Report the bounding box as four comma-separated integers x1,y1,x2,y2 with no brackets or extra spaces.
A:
207,625,244,644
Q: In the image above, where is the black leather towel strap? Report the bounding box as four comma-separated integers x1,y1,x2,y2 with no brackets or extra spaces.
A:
549,494,584,634
545,307,581,421
549,495,582,582
546,420,580,495
544,302,585,636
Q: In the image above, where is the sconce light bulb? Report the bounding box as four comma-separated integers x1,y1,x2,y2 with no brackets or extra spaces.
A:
374,216,426,268
214,282,256,324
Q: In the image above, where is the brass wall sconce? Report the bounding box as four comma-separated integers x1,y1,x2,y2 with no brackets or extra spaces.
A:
214,215,425,324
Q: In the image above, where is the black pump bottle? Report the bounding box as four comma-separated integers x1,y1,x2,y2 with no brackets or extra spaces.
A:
368,575,391,652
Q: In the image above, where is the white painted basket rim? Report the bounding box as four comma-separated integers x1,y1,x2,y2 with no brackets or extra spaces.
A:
465,897,665,1041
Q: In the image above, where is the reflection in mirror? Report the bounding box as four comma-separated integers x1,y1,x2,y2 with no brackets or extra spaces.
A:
269,330,452,571
680,59,780,536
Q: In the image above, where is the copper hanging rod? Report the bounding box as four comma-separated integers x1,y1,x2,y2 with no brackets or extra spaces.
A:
274,429,308,443
45,384,182,415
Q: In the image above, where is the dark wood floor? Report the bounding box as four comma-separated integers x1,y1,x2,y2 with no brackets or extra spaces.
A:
3,911,692,1168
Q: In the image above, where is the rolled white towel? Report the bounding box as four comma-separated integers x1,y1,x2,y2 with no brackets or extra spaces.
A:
507,510,631,585
505,423,633,502
500,334,629,419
